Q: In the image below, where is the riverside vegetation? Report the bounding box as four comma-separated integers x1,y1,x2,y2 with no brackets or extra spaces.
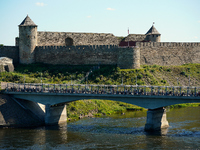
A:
0,63,200,120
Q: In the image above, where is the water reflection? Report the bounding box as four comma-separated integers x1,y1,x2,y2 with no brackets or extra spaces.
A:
38,123,68,146
0,107,200,149
145,128,169,136
0,123,68,149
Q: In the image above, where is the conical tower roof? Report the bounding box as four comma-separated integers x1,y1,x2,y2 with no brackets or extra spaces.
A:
19,15,37,26
145,25,160,35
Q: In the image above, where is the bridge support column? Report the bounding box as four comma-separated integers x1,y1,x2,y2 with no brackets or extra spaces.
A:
45,104,67,125
145,107,169,131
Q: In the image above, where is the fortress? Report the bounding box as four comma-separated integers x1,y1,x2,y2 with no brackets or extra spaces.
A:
0,15,200,68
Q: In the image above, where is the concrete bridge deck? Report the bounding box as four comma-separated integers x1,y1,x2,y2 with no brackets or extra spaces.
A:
2,83,200,131
4,83,200,109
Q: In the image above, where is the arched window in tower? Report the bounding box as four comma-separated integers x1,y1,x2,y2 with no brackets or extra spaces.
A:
65,37,73,46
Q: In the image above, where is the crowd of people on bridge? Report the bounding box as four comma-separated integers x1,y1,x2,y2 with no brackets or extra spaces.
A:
7,84,200,97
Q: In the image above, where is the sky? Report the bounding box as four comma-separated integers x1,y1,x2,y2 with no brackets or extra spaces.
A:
0,0,200,46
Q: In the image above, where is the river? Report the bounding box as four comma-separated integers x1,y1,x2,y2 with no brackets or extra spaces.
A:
0,107,200,149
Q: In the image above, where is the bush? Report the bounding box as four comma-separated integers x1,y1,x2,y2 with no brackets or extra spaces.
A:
105,80,112,85
150,69,155,73
142,65,150,70
150,80,158,85
94,77,100,83
137,80,144,85
161,80,167,83
137,74,143,79
152,65,158,68
117,36,125,41
167,68,171,72
180,71,186,75
159,67,163,71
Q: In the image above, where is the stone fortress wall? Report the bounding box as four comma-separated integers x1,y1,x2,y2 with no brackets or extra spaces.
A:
137,42,200,66
35,45,119,65
37,32,120,46
0,46,19,64
1,15,200,69
1,42,200,68
34,42,200,67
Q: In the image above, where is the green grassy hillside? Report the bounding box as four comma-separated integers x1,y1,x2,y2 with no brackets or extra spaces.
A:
1,63,199,86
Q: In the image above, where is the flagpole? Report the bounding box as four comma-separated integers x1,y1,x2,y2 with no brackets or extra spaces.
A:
128,28,129,47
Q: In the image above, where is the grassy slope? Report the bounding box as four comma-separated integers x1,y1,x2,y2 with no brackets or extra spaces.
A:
0,63,200,120
67,100,143,119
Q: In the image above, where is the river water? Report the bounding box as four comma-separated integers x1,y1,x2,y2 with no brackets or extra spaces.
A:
0,107,200,149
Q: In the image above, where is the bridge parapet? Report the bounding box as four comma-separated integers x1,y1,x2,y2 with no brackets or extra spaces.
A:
4,83,200,98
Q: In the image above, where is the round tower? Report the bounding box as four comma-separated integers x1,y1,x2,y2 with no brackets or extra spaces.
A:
19,15,37,64
145,24,161,42
117,47,140,69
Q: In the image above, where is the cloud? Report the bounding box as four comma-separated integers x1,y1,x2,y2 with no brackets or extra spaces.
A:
198,20,200,23
87,16,92,18
36,2,46,6
194,36,198,39
107,8,115,11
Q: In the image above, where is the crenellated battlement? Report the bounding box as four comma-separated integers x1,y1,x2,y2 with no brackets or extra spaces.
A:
36,42,200,50
36,45,118,49
136,42,200,47
35,45,119,52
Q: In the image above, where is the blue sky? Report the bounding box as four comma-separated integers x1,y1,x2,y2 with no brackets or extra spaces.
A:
0,0,200,45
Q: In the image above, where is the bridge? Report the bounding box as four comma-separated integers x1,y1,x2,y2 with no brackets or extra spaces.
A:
3,83,200,131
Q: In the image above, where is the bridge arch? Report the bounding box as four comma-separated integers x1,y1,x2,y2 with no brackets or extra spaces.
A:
9,93,200,110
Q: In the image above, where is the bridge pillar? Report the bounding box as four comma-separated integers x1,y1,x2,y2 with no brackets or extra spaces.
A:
45,104,67,125
145,107,169,131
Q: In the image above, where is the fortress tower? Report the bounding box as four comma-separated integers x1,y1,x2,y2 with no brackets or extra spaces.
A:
19,15,37,64
145,24,161,42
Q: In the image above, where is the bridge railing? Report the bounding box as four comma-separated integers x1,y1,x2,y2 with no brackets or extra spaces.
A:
4,83,200,97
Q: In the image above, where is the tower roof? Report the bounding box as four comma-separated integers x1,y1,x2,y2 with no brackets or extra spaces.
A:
19,15,37,26
145,25,160,35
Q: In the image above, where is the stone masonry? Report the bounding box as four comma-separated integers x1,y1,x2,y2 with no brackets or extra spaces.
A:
137,42,200,66
37,32,120,46
0,57,14,72
35,45,120,65
0,15,200,68
0,46,19,64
